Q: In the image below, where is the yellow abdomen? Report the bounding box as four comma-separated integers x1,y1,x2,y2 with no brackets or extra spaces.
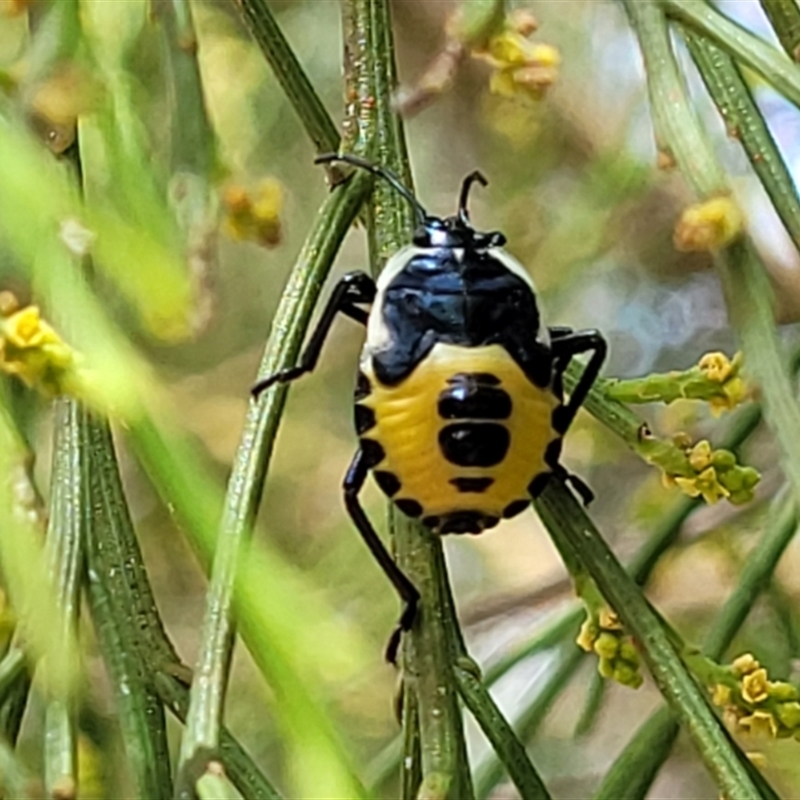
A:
357,343,559,534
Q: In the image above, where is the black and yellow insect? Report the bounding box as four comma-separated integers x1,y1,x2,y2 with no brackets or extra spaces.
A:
254,154,607,661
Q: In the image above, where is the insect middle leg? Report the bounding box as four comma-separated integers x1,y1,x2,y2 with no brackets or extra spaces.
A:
528,327,607,505
344,448,420,664
252,270,376,395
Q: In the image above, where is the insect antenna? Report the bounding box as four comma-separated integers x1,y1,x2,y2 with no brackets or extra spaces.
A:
457,170,488,227
315,153,428,225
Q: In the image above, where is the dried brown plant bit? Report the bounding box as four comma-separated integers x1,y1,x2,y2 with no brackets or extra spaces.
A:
222,178,283,248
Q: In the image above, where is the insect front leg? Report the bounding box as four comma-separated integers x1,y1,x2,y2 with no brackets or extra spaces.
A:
343,448,420,664
252,270,376,396
549,328,607,436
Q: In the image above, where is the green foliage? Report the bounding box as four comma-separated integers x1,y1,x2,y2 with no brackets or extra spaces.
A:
1,0,800,798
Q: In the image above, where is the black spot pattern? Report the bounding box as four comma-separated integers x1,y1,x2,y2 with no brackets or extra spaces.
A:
354,404,376,435
438,380,512,420
360,438,386,469
373,470,401,497
503,499,530,518
544,438,563,469
395,498,423,518
528,472,551,498
422,515,441,529
439,511,500,535
449,477,494,493
439,423,510,467
448,372,500,386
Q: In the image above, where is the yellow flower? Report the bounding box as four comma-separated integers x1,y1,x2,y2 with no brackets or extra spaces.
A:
699,352,733,383
688,440,712,472
732,653,760,677
674,467,729,504
741,669,769,705
475,29,560,101
711,683,732,707
0,303,79,395
739,710,778,738
598,607,621,630
674,196,744,252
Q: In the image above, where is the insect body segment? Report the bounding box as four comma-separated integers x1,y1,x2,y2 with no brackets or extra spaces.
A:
253,154,607,662
357,342,559,534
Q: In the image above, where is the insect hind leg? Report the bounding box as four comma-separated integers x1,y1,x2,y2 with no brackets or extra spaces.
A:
343,448,420,664
529,439,594,506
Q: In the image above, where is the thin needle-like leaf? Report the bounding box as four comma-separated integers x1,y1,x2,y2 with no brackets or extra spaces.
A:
81,411,173,800
661,0,800,109
176,173,371,800
43,398,84,800
232,0,340,154
535,481,767,800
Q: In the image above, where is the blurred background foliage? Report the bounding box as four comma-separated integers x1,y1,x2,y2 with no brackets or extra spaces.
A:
1,0,800,798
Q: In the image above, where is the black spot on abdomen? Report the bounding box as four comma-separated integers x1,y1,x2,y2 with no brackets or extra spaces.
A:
373,470,401,496
395,498,423,518
360,438,386,468
354,404,376,434
450,477,494,493
439,511,500,535
439,423,510,467
438,375,511,420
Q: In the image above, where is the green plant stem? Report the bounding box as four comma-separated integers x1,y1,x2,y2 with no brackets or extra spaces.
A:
196,769,244,800
176,171,371,795
594,706,678,800
704,497,798,660
232,0,340,154
535,481,763,800
574,669,606,737
43,398,83,799
155,672,282,800
760,0,800,60
81,411,173,800
661,0,800,109
682,26,800,248
455,660,552,800
630,0,800,574
0,736,40,800
341,0,474,797
155,0,216,176
596,495,797,799
474,646,584,799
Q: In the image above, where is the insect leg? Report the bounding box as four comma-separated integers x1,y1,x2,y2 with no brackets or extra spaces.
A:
530,329,606,506
549,329,607,435
344,448,420,664
252,271,376,396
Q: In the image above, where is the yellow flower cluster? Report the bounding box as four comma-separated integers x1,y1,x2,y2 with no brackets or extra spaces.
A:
472,10,559,101
221,179,283,248
0,293,80,396
577,607,643,689
711,654,800,740
698,352,748,416
667,439,759,505
605,350,749,415
674,196,744,252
